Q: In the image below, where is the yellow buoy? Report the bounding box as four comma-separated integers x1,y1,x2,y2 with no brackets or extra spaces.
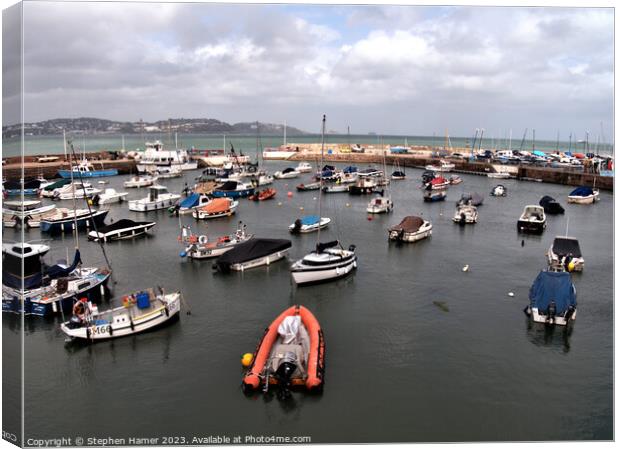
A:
568,261,575,272
241,353,254,367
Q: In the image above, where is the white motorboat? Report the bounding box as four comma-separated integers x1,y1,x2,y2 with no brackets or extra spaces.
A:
192,197,239,220
425,160,455,172
274,167,301,179
524,271,576,326
124,175,157,188
88,219,156,242
567,186,600,204
289,215,331,234
149,166,183,179
128,185,181,212
180,222,253,259
136,140,197,173
388,216,432,242
547,236,584,272
291,241,357,285
453,204,478,224
60,288,181,340
296,162,313,173
91,188,129,205
366,195,393,214
338,172,359,184
42,181,91,198
517,205,546,234
55,185,102,200
2,200,56,228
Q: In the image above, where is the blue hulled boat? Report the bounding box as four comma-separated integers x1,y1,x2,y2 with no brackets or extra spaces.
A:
57,159,118,178
211,181,255,198
40,209,108,234
2,242,110,316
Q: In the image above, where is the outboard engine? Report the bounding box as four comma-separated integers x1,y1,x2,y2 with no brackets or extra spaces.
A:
546,300,557,324
91,194,100,205
275,351,298,400
459,213,466,225
348,244,356,252
291,219,302,234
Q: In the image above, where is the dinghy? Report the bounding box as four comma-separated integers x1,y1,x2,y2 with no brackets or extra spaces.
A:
40,179,71,197
547,236,584,272
449,175,462,185
388,216,432,242
517,205,546,234
88,219,156,242
192,197,238,220
242,305,325,396
453,204,478,224
490,185,507,197
289,215,331,234
180,222,253,259
128,185,181,212
423,189,447,202
248,188,276,201
296,182,321,191
524,271,576,326
214,238,291,272
61,287,181,340
567,186,599,204
539,195,565,214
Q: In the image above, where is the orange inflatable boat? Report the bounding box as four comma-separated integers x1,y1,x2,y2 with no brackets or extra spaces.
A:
242,305,325,396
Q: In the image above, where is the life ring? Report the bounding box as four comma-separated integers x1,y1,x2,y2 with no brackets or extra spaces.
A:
198,235,208,245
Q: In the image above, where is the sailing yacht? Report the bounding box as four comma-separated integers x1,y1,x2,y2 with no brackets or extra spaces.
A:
366,150,394,214
290,115,357,286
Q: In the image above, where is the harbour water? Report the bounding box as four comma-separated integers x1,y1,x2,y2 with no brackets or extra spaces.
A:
2,161,613,442
2,133,613,158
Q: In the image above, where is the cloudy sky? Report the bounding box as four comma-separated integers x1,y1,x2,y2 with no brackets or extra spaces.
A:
2,1,615,139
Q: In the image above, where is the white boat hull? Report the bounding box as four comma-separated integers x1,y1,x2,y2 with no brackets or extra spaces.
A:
128,195,181,212
527,306,576,326
291,257,357,285
567,192,600,204
262,151,296,160
230,249,289,271
389,227,432,242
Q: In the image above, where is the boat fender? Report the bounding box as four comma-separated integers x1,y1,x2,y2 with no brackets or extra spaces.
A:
108,326,113,336
165,306,169,317
241,353,254,367
130,319,135,331
198,235,208,245
86,327,91,339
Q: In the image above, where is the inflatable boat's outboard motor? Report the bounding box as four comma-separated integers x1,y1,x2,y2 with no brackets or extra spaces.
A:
275,351,297,400
459,212,466,226
291,219,302,234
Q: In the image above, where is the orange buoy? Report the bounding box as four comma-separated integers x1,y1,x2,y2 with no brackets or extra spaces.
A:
287,191,293,198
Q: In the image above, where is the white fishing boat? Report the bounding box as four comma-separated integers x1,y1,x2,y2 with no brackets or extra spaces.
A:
2,200,56,228
453,204,478,224
91,188,129,205
180,222,253,259
171,193,213,215
322,183,349,193
295,162,313,173
60,287,181,340
388,216,433,243
124,175,157,188
290,115,357,286
88,219,157,242
274,167,301,179
128,185,181,212
338,172,358,184
289,215,331,234
192,197,239,220
149,165,183,179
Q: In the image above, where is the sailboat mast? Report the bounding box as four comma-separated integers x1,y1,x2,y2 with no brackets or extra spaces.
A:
65,133,79,250
283,121,287,146
317,115,325,245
